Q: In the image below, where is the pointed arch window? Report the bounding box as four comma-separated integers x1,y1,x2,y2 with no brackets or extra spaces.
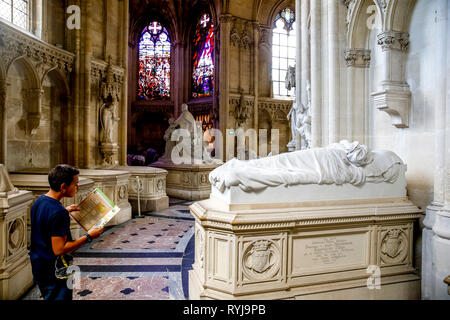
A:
138,21,171,100
0,0,30,30
192,13,214,99
272,8,296,97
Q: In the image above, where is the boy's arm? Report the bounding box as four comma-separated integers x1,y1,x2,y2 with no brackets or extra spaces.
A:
52,228,104,256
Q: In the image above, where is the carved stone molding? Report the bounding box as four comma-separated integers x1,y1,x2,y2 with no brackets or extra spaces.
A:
372,83,412,128
229,92,254,125
219,14,233,24
343,0,357,34
0,21,75,80
91,58,125,102
377,31,410,52
344,48,371,68
230,17,253,49
258,97,292,122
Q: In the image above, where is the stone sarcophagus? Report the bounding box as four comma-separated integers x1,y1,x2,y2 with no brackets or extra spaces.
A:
189,142,423,300
0,166,34,300
115,166,169,213
9,173,95,242
78,169,132,226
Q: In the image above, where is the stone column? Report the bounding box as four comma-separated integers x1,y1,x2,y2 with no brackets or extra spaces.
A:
328,0,340,144
219,14,232,162
32,0,43,38
0,79,6,164
120,0,129,165
83,0,93,168
252,22,259,134
295,0,301,105
344,48,371,142
172,40,184,118
422,0,450,300
300,0,310,109
310,0,322,147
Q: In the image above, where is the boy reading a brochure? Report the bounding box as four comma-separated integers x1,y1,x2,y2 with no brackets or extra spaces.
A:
29,165,104,300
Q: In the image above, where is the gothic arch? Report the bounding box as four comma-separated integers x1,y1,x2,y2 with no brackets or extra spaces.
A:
6,56,40,90
384,0,417,32
130,4,177,46
266,0,295,28
41,67,70,99
347,0,380,49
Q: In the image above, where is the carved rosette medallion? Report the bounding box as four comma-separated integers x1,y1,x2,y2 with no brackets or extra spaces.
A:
156,179,164,192
380,229,408,265
8,218,25,255
200,174,208,185
118,185,128,200
243,240,280,280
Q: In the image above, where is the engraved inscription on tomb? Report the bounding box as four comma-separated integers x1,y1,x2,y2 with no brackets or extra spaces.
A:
293,233,367,274
303,237,355,265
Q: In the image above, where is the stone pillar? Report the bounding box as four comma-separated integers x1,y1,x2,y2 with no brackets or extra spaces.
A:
344,48,371,142
422,0,450,300
83,0,93,168
173,40,185,118
32,0,43,38
327,0,340,144
252,22,259,134
300,0,310,109
0,79,6,164
219,14,232,161
310,0,322,148
120,0,129,165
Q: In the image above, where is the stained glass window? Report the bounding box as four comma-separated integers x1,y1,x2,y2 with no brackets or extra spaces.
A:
138,21,171,100
192,13,214,99
0,0,29,30
272,8,296,97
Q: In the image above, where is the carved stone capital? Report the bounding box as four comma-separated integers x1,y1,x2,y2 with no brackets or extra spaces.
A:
377,31,410,52
344,48,371,68
219,14,233,24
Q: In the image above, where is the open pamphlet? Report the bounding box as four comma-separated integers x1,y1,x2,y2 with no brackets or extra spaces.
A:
69,188,121,232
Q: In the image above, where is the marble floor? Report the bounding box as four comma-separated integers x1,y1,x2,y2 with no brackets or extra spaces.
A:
22,198,195,300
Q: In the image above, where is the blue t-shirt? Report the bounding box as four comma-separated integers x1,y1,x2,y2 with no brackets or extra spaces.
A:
29,195,73,285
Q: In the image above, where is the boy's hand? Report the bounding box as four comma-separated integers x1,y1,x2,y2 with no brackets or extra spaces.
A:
88,227,104,239
66,204,80,213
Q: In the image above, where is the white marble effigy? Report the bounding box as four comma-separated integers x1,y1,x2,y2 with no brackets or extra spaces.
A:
189,142,423,300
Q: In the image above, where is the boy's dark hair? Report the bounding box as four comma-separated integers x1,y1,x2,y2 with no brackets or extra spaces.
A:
48,165,80,192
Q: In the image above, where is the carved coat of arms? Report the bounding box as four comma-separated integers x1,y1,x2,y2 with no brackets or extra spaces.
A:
245,240,275,273
381,229,404,259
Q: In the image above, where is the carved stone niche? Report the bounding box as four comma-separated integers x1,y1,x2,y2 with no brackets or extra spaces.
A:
17,88,44,136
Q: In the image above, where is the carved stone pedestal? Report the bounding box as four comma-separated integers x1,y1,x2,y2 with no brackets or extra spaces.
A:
79,169,132,226
9,173,95,242
115,166,169,213
189,196,422,300
0,191,34,300
152,162,220,201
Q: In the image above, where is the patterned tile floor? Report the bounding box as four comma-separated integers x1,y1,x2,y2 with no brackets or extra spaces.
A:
22,198,195,301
